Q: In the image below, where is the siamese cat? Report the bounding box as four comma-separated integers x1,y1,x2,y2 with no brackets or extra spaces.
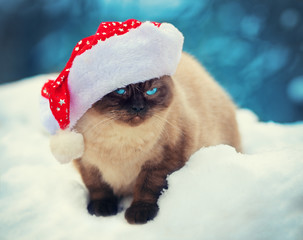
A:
74,52,241,224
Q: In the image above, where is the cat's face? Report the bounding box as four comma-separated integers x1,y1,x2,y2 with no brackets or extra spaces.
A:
92,76,174,126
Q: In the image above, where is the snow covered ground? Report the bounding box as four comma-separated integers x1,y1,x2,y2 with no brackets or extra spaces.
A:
0,74,303,240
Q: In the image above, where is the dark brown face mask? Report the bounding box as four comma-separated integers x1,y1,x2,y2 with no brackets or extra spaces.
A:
92,76,174,126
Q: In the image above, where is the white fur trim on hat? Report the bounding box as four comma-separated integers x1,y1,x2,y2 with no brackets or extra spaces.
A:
40,95,59,135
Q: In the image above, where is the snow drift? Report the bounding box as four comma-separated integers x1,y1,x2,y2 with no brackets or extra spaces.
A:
0,74,303,240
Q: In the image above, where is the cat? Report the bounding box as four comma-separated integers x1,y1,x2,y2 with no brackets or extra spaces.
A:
73,52,242,224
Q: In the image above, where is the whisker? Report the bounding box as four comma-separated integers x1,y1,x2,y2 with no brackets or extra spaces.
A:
153,114,185,136
154,117,171,140
82,116,116,134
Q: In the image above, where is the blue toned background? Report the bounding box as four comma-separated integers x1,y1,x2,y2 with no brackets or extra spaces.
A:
0,0,302,122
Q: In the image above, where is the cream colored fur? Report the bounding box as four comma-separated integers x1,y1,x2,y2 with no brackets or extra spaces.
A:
74,52,241,195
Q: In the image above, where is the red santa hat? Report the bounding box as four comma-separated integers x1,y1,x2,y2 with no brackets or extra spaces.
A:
40,19,184,163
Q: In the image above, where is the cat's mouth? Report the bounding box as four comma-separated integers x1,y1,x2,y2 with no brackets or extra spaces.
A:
127,114,145,126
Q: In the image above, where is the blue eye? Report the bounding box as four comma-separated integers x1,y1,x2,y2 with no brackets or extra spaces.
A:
115,88,126,95
146,87,158,96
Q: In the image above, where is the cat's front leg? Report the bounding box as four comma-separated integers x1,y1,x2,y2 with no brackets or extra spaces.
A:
74,159,119,217
125,168,165,224
125,144,187,224
125,165,170,224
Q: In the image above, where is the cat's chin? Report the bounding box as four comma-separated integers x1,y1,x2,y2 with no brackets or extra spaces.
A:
113,115,146,127
126,115,146,127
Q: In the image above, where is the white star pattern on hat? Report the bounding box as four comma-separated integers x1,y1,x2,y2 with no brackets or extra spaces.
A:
59,99,65,106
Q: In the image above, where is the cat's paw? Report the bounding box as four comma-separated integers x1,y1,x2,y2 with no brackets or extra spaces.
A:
87,197,118,217
125,201,159,224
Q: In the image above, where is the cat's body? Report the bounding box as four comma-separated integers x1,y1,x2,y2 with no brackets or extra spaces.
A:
74,52,241,224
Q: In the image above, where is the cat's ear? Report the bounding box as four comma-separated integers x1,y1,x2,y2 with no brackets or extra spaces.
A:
50,130,84,164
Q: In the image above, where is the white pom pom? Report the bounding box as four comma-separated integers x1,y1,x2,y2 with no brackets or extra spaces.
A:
50,129,84,164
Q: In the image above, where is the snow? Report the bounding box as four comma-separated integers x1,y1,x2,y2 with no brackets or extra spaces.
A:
1,74,303,240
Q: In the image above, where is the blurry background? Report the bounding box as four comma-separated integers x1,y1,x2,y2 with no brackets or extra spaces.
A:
0,0,302,122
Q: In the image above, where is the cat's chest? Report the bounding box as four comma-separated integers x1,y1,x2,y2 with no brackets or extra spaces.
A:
81,120,162,194
86,122,157,159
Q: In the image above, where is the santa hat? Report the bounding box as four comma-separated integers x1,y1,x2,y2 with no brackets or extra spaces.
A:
40,19,184,163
